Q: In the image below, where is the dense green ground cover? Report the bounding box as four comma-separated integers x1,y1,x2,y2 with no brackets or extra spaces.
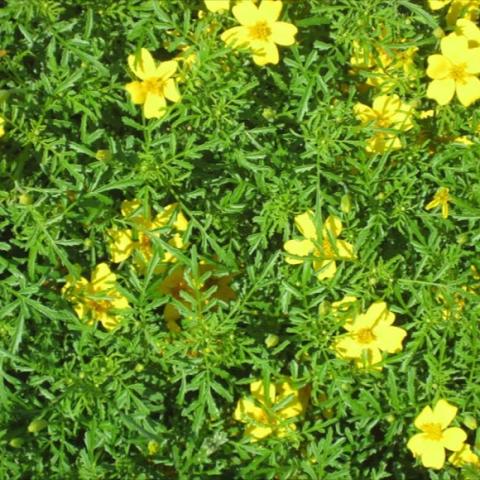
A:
1,0,480,478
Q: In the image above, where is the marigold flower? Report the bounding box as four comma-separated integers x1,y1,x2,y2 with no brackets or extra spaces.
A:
159,263,236,332
407,399,467,469
428,0,479,25
284,211,354,280
426,34,480,107
449,443,480,467
0,116,5,137
334,299,406,369
221,0,298,66
62,263,129,330
108,200,188,273
425,187,450,219
233,379,309,441
354,94,414,153
125,48,180,119
205,0,230,11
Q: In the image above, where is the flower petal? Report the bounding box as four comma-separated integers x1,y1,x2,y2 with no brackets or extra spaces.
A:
442,427,467,451
251,40,279,65
354,103,377,124
456,76,480,106
221,26,250,48
427,55,451,80
335,335,363,358
414,406,435,430
164,78,181,103
323,215,342,238
432,399,457,429
440,34,469,62
155,60,178,79
204,0,230,12
91,263,116,291
108,228,134,263
128,48,156,80
314,259,337,280
232,0,261,25
407,434,446,469
465,48,480,74
373,324,407,353
125,81,146,104
143,92,167,119
426,78,456,105
294,210,317,240
361,301,390,329
245,424,274,441
258,0,283,22
284,239,314,264
270,21,297,46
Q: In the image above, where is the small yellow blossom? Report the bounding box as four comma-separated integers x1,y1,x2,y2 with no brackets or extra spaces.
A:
159,263,236,332
449,443,480,467
407,399,467,469
62,263,129,330
354,94,414,153
428,0,479,25
125,48,180,119
334,299,406,369
284,211,354,280
221,0,298,66
426,34,480,107
425,187,450,219
0,116,5,137
205,0,230,11
108,200,188,273
233,379,309,441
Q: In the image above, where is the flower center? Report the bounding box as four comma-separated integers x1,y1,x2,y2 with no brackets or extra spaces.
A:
143,77,166,95
376,114,391,128
87,299,111,314
450,63,467,83
356,328,375,344
249,21,272,41
422,422,443,441
321,239,335,258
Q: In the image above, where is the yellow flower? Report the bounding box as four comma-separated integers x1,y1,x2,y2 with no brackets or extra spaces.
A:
221,0,298,66
0,116,5,137
354,94,414,153
426,34,480,107
407,399,467,469
108,200,188,273
284,211,354,280
125,48,180,119
159,262,236,332
425,187,450,219
428,0,479,25
449,443,480,467
205,0,230,11
334,300,407,369
233,379,309,441
62,263,129,330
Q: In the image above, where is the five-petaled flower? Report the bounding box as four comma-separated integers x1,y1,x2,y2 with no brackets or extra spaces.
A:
426,34,480,107
334,298,407,369
125,48,181,119
284,211,354,280
449,443,480,467
354,94,414,153
62,263,129,330
407,399,467,469
108,199,188,273
233,379,309,441
425,187,450,218
221,0,298,66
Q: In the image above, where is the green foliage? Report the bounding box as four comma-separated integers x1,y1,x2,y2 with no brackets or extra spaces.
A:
1,0,480,478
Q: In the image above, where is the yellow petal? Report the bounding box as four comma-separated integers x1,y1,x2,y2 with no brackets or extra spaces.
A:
366,133,402,153
245,424,274,441
284,239,314,264
128,48,156,80
221,26,250,48
232,0,261,25
372,94,400,116
333,239,354,259
258,0,282,22
251,40,279,65
174,211,188,231
335,336,363,358
432,399,457,428
143,92,167,119
456,75,480,106
164,78,181,103
456,19,480,44
428,0,451,9
427,78,456,105
442,427,467,451
98,312,119,331
414,406,436,430
91,263,116,291
251,380,276,403
270,21,297,46
440,34,469,62
125,81,146,104
121,199,142,217
354,103,376,123
204,0,230,12
294,210,317,240
108,229,134,263
315,259,337,280
322,215,342,238
360,302,389,329
407,434,446,469
449,444,480,466
155,60,178,80
373,324,407,353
